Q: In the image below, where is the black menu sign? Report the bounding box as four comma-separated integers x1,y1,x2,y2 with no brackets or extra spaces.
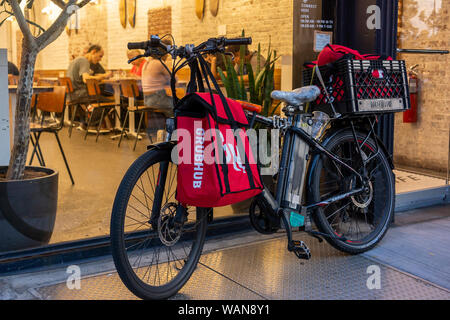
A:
293,0,337,88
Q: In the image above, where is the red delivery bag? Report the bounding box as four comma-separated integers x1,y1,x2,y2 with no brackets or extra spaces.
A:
173,58,263,208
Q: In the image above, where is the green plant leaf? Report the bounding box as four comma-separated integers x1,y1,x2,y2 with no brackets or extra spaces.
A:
239,74,246,101
217,67,232,97
262,64,275,116
257,43,261,76
254,68,266,94
270,102,281,116
246,62,258,103
227,59,241,99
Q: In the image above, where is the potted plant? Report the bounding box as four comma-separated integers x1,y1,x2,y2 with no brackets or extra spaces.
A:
217,34,281,214
0,0,91,252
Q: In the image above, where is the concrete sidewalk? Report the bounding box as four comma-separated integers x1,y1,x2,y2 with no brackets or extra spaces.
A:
0,204,449,300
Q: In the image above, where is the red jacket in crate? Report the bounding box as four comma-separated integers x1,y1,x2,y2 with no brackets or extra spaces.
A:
303,44,410,115
175,92,263,208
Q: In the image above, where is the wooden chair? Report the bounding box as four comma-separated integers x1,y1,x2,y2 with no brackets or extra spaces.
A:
8,74,18,85
118,79,161,150
29,86,75,185
85,79,120,142
58,77,90,138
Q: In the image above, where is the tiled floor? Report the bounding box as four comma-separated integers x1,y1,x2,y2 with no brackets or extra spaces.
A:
394,170,447,193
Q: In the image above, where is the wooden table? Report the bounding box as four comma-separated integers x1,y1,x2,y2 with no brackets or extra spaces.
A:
38,77,60,85
102,78,189,140
102,78,141,139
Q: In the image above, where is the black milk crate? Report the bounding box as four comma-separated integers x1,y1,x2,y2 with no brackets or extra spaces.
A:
303,59,411,115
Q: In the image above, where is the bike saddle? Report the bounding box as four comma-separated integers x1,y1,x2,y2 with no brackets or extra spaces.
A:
271,86,321,107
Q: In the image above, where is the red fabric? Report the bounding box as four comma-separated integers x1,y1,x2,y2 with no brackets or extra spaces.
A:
176,93,262,207
130,59,146,77
308,44,393,67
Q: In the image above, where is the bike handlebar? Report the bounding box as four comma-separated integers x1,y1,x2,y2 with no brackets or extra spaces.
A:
127,36,252,59
127,41,148,50
223,37,252,46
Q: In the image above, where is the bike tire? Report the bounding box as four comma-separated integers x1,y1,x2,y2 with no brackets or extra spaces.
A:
110,148,208,299
309,130,395,254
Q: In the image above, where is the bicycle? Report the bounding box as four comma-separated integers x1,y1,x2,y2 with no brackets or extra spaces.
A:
110,35,397,299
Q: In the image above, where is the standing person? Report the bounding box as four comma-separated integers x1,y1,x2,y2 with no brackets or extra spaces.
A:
141,49,173,141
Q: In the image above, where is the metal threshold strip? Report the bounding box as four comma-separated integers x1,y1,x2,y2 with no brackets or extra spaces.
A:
0,215,252,275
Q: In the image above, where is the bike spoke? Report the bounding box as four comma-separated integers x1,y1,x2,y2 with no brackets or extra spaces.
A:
117,156,206,290
326,201,351,224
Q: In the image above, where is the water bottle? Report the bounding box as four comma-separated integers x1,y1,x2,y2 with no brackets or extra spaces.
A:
310,111,330,140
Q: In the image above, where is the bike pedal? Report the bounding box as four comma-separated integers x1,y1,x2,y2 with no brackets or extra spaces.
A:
288,240,311,260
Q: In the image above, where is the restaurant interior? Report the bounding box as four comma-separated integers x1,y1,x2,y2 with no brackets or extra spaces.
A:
0,0,448,253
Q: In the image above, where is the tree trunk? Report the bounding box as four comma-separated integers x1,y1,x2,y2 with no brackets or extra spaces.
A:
5,0,90,181
6,41,38,180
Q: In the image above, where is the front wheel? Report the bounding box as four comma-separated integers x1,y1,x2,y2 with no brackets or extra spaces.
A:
309,130,395,254
110,147,209,299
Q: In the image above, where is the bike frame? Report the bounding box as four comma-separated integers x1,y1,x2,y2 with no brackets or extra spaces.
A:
146,43,382,224
253,112,380,213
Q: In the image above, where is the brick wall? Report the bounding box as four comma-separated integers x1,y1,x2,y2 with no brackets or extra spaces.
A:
67,2,108,66
105,0,292,69
179,0,293,58
105,0,178,70
34,0,293,71
148,7,172,39
395,0,450,173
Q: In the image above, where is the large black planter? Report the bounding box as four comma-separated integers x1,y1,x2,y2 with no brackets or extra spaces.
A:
0,166,58,252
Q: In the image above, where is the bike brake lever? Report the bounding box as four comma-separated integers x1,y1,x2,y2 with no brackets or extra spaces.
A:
127,54,145,64
224,52,235,61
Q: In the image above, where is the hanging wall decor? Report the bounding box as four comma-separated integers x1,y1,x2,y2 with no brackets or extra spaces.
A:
120,0,127,28
127,0,136,28
65,8,80,36
195,0,205,20
210,0,219,17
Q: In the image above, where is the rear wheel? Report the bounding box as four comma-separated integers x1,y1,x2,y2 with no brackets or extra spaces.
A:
310,130,395,254
110,147,209,299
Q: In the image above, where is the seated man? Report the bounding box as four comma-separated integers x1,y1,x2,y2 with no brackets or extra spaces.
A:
67,44,112,130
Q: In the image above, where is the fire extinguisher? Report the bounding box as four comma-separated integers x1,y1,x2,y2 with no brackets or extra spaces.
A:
403,64,419,123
